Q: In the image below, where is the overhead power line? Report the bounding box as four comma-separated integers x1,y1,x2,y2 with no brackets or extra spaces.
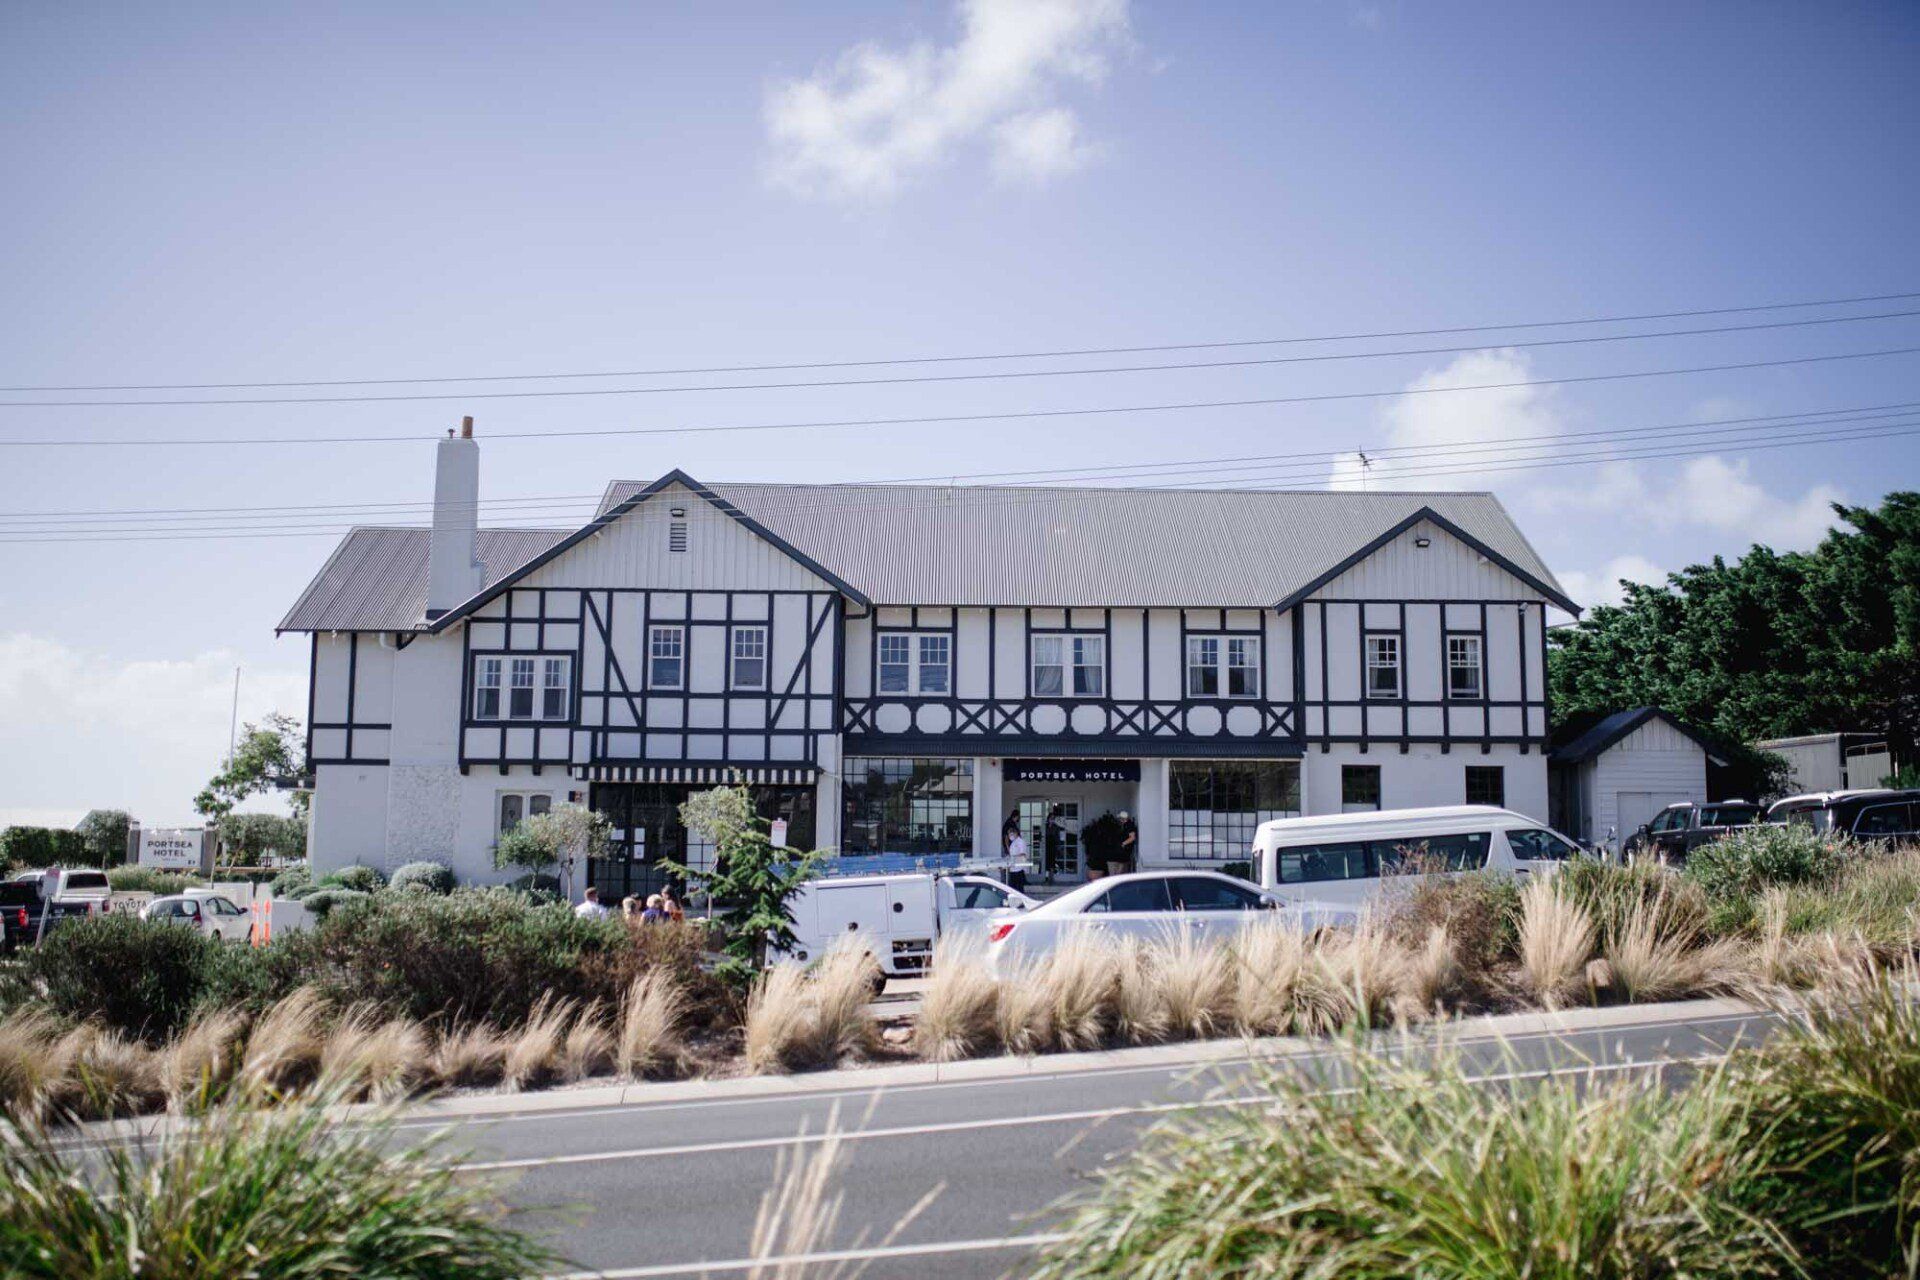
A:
2,399,1912,527
5,288,1916,394
4,413,1914,542
5,345,1920,448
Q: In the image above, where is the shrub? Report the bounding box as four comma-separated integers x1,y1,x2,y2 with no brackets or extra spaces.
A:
1557,856,1711,946
1685,824,1843,913
389,860,457,895
270,864,312,898
26,913,219,1044
743,944,881,1074
1383,870,1521,978
301,887,369,918
300,888,637,1028
0,1084,563,1279
106,866,204,895
1516,875,1595,1009
915,940,1000,1062
1030,1041,1790,1279
322,863,387,893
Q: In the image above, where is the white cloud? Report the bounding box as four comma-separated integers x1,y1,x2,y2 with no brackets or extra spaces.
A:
1556,554,1668,610
0,634,305,828
1329,349,1566,491
991,106,1105,182
1542,455,1844,551
763,0,1132,199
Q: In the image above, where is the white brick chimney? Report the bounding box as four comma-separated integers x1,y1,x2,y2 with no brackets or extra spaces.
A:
425,416,484,619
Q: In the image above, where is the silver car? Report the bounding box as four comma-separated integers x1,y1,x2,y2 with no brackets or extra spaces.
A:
141,892,255,942
982,869,1355,974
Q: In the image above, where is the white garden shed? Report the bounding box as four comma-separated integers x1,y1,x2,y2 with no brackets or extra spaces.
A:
1548,707,1727,852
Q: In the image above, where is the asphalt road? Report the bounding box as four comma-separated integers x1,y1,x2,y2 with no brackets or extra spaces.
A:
429,1007,1778,1280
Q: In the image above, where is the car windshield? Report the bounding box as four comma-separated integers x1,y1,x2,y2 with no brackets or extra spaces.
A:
1699,805,1760,827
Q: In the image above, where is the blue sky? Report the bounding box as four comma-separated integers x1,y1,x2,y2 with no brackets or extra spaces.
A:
2,1,1917,824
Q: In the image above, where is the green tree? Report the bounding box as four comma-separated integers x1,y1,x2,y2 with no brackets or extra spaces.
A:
75,809,131,868
1550,492,1920,787
0,826,87,872
216,812,308,865
193,712,311,821
671,785,821,985
490,803,609,901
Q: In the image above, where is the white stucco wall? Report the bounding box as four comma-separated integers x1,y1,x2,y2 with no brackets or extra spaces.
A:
1303,744,1549,822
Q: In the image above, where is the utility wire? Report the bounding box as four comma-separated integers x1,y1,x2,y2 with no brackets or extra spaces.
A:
3,400,1911,528
5,289,1917,393
3,309,1917,409
5,345,1920,448
5,416,1913,542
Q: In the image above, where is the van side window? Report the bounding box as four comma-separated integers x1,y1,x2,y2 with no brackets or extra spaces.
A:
1379,833,1491,874
1276,840,1373,884
1854,802,1917,838
1508,828,1581,861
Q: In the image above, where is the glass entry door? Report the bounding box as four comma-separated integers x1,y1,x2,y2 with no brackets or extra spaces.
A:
1018,798,1081,881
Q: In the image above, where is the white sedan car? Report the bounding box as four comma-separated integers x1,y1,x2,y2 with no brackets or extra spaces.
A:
983,869,1355,974
141,892,255,942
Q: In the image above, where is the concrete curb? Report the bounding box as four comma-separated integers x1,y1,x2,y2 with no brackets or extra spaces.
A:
393,993,1767,1122
58,994,1772,1146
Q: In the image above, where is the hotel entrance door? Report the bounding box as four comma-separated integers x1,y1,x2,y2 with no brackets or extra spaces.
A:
1016,798,1081,882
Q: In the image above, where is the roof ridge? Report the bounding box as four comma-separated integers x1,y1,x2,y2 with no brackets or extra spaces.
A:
611,479,1499,499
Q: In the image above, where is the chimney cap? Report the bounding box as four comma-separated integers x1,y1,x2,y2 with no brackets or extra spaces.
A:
460,415,474,439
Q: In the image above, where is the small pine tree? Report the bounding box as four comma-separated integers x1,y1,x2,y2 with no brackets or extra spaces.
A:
671,785,819,986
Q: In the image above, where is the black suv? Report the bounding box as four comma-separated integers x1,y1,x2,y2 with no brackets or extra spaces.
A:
1767,790,1920,843
1624,801,1764,862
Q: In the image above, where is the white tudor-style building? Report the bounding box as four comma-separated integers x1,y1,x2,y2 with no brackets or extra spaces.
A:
280,424,1579,897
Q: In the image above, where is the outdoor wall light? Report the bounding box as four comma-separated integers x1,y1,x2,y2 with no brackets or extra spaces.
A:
1413,535,1432,548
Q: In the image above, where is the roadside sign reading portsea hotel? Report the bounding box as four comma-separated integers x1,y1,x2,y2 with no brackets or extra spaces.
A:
138,827,206,871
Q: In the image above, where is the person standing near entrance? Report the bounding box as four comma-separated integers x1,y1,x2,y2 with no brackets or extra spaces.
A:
1044,805,1065,882
1005,825,1029,893
1117,809,1139,874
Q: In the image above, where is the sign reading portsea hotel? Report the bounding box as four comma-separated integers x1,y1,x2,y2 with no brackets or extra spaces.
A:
281,427,1576,896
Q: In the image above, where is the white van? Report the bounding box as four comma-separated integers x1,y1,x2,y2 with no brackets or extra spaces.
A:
777,873,1036,986
1251,805,1586,911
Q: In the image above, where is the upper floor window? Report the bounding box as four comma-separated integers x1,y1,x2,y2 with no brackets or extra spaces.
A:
731,626,768,691
1364,634,1401,699
877,631,950,696
649,625,685,689
473,655,571,722
1186,635,1259,698
1033,633,1104,698
1447,634,1483,700
473,657,502,720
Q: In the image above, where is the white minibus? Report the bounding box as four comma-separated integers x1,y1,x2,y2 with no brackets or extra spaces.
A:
1251,805,1586,911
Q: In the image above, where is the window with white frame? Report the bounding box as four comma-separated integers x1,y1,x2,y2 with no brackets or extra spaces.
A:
1447,634,1483,700
509,657,536,718
649,625,685,689
1186,635,1260,698
496,791,552,836
473,656,502,720
731,626,768,690
877,631,950,696
473,654,571,721
1364,633,1401,699
1032,633,1104,697
541,656,571,718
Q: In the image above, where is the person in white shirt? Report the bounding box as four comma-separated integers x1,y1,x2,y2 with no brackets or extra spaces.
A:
574,886,612,920
1005,829,1030,894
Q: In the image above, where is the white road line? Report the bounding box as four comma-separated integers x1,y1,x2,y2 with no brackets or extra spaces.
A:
548,1232,1070,1279
463,1053,1722,1172
391,1010,1766,1133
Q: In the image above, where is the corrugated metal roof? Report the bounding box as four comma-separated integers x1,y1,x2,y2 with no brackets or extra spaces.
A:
277,526,570,632
596,480,1569,609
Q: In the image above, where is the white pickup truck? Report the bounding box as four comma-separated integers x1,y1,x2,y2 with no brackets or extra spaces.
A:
777,872,1036,987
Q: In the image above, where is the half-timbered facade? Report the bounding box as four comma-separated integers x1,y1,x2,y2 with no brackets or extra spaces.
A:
281,425,1577,892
